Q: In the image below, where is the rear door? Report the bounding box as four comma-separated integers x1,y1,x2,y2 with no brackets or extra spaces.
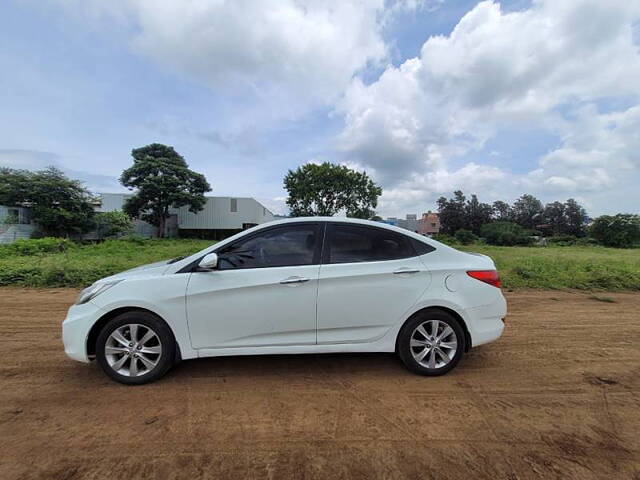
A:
316,223,431,344
186,223,323,349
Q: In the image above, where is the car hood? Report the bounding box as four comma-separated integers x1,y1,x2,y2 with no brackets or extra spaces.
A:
99,260,171,282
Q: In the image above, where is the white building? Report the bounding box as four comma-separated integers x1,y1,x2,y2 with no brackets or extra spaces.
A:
96,193,275,238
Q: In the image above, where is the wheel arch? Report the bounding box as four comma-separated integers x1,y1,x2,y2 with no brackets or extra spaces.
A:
86,307,181,362
395,305,472,353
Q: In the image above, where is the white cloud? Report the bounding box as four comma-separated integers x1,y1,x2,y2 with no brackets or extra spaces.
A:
337,0,640,215
55,0,389,117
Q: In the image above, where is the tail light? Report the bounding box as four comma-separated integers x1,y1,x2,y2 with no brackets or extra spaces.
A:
467,270,501,288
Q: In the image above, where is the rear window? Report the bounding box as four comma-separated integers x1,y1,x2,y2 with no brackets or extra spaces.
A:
326,224,415,264
410,238,435,256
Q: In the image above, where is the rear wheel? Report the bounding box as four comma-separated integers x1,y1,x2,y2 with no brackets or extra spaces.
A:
397,310,465,376
96,311,175,385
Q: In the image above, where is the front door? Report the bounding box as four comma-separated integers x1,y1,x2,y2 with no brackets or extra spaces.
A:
186,223,323,349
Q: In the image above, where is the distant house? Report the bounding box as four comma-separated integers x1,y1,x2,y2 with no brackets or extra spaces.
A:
96,193,275,239
417,211,440,236
380,212,438,235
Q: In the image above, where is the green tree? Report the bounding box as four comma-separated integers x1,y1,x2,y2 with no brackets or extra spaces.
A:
0,166,95,236
590,214,640,248
120,144,211,237
437,190,467,235
465,194,493,234
94,211,133,238
512,194,544,229
543,201,567,236
564,198,588,237
492,200,513,221
284,162,382,219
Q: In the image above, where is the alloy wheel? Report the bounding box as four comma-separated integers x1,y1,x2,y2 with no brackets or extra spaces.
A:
410,319,458,369
104,324,163,377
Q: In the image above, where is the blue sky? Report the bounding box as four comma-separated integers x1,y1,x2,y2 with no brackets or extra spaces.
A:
1,0,639,217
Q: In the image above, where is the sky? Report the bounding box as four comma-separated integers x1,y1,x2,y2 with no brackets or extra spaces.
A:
1,0,639,218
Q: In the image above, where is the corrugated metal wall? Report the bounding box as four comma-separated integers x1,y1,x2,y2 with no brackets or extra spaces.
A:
95,194,275,231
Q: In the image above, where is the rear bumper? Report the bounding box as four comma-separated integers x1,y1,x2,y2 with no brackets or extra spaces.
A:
62,302,103,363
464,294,507,347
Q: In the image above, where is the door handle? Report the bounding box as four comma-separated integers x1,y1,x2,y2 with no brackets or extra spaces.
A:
393,268,421,274
279,276,311,284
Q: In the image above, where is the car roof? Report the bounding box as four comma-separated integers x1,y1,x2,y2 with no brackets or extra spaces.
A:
257,216,430,242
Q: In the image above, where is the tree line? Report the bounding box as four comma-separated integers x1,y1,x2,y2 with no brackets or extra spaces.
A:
436,190,639,248
1,144,638,247
437,191,587,236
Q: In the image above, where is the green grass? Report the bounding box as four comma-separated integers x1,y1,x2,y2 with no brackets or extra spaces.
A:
0,238,212,288
0,238,638,290
457,244,640,290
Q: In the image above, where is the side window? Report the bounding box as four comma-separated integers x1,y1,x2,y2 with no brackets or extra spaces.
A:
218,225,320,269
327,225,415,264
411,238,435,255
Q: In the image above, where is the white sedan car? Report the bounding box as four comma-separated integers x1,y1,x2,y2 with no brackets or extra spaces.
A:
63,217,506,384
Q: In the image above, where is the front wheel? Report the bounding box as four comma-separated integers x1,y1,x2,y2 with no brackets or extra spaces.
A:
397,310,465,376
96,311,175,385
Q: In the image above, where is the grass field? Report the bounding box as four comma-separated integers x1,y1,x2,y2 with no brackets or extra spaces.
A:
456,244,640,290
0,237,638,290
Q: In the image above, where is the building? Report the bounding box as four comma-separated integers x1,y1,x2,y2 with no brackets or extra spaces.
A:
0,194,275,242
96,193,275,239
0,205,36,244
417,211,440,236
380,214,420,233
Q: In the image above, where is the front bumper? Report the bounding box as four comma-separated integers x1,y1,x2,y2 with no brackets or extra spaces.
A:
62,301,104,363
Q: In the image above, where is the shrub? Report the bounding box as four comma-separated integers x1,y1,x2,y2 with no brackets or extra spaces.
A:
94,211,133,238
430,233,458,245
480,222,532,246
547,235,578,246
590,214,640,248
454,229,479,245
0,237,75,258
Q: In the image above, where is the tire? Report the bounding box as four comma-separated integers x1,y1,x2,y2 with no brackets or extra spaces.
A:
397,309,466,376
96,311,176,385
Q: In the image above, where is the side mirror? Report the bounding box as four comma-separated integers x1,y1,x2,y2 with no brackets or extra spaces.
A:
198,253,218,270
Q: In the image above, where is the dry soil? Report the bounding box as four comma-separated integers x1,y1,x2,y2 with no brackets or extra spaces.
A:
0,288,639,479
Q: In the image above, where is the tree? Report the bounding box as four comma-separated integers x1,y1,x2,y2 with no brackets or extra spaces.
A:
465,194,493,234
437,191,467,235
492,200,513,222
120,144,211,237
543,201,567,236
94,211,133,238
564,198,588,237
284,162,382,219
512,194,544,229
0,166,95,236
590,214,640,248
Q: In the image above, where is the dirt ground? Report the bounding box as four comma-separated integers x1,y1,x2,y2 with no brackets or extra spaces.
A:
0,288,638,479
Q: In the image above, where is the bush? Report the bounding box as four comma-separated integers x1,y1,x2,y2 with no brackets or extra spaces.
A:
547,235,578,246
430,233,458,245
480,222,533,246
590,214,640,248
454,229,479,245
94,211,133,238
0,237,75,258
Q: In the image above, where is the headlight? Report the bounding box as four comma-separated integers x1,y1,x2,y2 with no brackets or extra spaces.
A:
75,280,122,305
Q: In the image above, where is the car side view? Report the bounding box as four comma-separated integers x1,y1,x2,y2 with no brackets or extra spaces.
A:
63,217,507,385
